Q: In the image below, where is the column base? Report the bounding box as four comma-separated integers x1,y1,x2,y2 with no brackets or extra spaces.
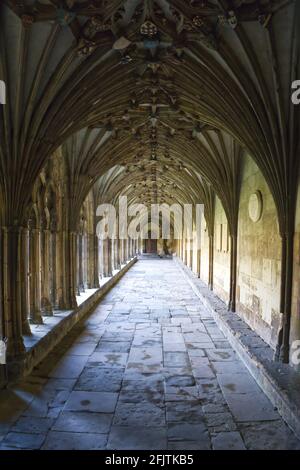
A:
29,311,44,325
42,300,53,316
22,320,32,336
279,344,290,363
6,336,26,360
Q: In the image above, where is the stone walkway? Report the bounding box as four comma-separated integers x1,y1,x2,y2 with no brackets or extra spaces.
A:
1,259,300,450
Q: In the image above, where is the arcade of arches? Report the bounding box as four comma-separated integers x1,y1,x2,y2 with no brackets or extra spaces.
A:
0,0,300,450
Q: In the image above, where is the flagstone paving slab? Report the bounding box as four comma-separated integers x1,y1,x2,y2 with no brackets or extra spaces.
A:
1,259,300,449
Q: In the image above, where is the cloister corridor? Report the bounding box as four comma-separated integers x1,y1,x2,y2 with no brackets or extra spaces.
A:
1,0,300,457
0,257,299,451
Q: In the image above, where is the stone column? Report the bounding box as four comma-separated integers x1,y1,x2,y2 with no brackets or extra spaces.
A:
130,238,133,257
1,226,26,358
20,228,31,335
41,228,53,316
60,230,77,310
229,232,238,312
53,229,65,310
92,235,100,288
70,231,78,307
83,233,88,290
116,239,120,270
108,238,113,277
189,237,193,269
116,237,122,269
77,233,85,294
111,239,116,271
197,247,201,278
29,228,43,324
103,238,109,277
208,233,214,290
98,238,104,279
180,237,184,262
120,239,125,264
86,234,95,288
125,237,130,262
183,237,188,265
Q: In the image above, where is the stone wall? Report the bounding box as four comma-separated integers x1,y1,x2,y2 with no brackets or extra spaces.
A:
200,212,210,284
291,178,300,349
212,197,230,303
236,155,281,349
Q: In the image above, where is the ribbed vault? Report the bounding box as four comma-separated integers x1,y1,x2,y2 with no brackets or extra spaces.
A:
0,0,299,362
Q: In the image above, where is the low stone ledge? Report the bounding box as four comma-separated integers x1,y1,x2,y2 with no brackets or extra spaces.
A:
3,257,137,384
174,256,300,440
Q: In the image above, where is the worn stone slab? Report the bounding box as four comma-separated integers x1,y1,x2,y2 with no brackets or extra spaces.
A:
211,431,246,450
95,341,131,353
166,401,205,423
224,392,279,422
10,416,54,434
239,421,300,450
41,431,107,450
75,366,124,392
163,342,186,352
167,423,210,449
0,432,46,450
206,349,238,362
107,426,167,450
204,412,237,432
88,352,128,368
64,391,118,413
113,402,165,427
65,342,97,356
164,352,190,368
48,356,88,379
217,373,261,395
52,411,113,434
121,377,164,393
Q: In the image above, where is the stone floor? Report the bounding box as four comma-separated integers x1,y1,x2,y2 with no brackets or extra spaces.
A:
1,258,300,450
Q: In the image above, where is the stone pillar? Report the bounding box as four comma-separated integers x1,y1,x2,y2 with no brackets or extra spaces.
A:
1,226,26,358
29,229,43,325
102,239,108,277
111,239,116,271
86,234,96,288
183,238,188,265
189,237,193,269
116,237,122,269
130,238,134,257
93,235,100,288
103,238,113,277
98,238,104,279
108,238,113,276
61,230,77,310
228,233,238,312
53,229,65,310
128,238,131,258
20,228,31,335
123,239,127,262
139,236,143,254
181,238,184,262
77,233,85,294
83,233,88,290
83,233,87,290
208,233,214,290
120,239,125,264
197,247,201,278
41,229,53,316
126,238,129,260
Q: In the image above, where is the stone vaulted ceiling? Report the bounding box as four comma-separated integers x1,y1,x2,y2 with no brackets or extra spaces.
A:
0,0,299,235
